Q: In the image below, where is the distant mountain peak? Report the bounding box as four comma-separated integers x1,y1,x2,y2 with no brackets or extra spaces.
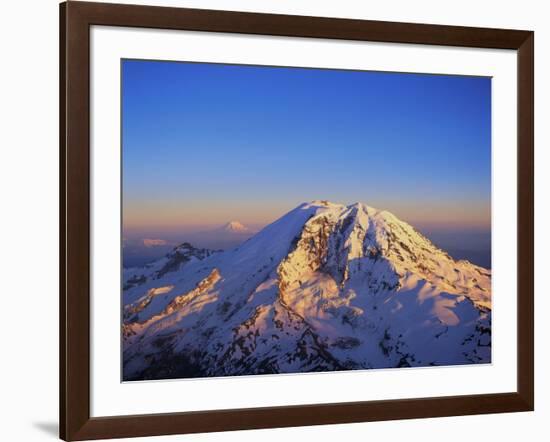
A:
142,238,168,248
220,221,250,233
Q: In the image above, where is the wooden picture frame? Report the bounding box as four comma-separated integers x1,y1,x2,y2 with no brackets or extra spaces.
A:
60,1,534,440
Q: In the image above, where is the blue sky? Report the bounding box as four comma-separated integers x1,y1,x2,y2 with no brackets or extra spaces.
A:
122,59,491,265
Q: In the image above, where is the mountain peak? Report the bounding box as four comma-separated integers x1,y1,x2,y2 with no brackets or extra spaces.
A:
301,200,344,210
298,200,377,214
123,200,492,380
347,201,375,212
221,221,249,233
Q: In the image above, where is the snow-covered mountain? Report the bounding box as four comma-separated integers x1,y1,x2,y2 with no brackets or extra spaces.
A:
122,201,491,381
123,242,219,291
218,221,251,233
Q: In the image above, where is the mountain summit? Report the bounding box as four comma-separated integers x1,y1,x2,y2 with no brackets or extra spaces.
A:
219,221,250,233
122,201,491,380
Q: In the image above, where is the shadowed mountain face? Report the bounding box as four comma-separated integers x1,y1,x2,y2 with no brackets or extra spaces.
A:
122,201,491,381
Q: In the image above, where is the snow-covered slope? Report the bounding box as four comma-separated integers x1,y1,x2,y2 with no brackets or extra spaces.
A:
122,242,219,290
122,201,491,380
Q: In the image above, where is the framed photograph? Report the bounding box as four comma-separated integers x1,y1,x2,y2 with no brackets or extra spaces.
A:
60,1,534,440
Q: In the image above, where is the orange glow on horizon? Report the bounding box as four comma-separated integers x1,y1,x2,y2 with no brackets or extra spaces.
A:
122,197,491,235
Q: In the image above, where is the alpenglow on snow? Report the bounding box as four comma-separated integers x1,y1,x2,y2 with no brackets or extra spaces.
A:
122,201,491,381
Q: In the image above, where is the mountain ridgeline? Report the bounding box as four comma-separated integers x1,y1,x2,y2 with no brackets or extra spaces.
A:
122,201,491,381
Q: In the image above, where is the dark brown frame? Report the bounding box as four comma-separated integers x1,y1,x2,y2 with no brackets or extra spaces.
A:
60,1,534,440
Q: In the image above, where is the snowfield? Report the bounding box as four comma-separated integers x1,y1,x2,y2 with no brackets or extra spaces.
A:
122,201,491,380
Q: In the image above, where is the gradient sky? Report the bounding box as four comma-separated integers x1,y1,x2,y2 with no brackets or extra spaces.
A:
122,59,491,249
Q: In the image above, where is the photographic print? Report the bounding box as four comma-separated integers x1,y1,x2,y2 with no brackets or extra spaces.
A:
121,60,492,382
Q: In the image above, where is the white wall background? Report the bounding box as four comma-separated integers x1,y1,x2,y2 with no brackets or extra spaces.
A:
0,0,546,441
